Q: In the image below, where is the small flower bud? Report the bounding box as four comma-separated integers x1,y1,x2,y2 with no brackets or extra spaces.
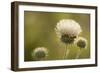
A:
32,47,48,60
75,37,87,49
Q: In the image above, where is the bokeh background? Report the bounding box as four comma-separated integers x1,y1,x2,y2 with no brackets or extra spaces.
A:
24,11,90,61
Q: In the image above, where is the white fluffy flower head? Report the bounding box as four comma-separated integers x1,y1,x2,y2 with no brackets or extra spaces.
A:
55,19,82,38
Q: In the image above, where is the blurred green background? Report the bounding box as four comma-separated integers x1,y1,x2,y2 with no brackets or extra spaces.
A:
24,11,90,61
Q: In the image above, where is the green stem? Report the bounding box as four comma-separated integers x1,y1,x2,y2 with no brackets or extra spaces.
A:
75,48,81,59
63,45,69,59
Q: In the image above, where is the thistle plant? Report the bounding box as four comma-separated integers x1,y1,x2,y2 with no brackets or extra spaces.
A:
55,19,82,59
74,37,87,59
32,47,48,61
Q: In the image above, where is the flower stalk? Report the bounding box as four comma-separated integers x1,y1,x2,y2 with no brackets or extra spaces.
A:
75,48,81,59
63,45,70,59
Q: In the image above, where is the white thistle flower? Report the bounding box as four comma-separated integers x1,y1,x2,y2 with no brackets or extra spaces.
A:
74,37,87,49
32,47,48,60
55,19,82,44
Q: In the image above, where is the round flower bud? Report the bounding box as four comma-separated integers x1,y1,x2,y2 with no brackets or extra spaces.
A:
74,37,87,49
32,47,48,60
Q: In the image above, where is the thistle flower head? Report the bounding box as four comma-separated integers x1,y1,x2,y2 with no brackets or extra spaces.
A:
74,37,87,49
55,19,82,44
32,47,48,60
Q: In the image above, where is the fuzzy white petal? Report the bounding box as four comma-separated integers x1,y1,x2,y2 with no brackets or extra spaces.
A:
55,19,82,38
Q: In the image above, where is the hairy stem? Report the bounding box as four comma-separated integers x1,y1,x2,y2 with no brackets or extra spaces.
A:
75,48,81,59
63,45,70,59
